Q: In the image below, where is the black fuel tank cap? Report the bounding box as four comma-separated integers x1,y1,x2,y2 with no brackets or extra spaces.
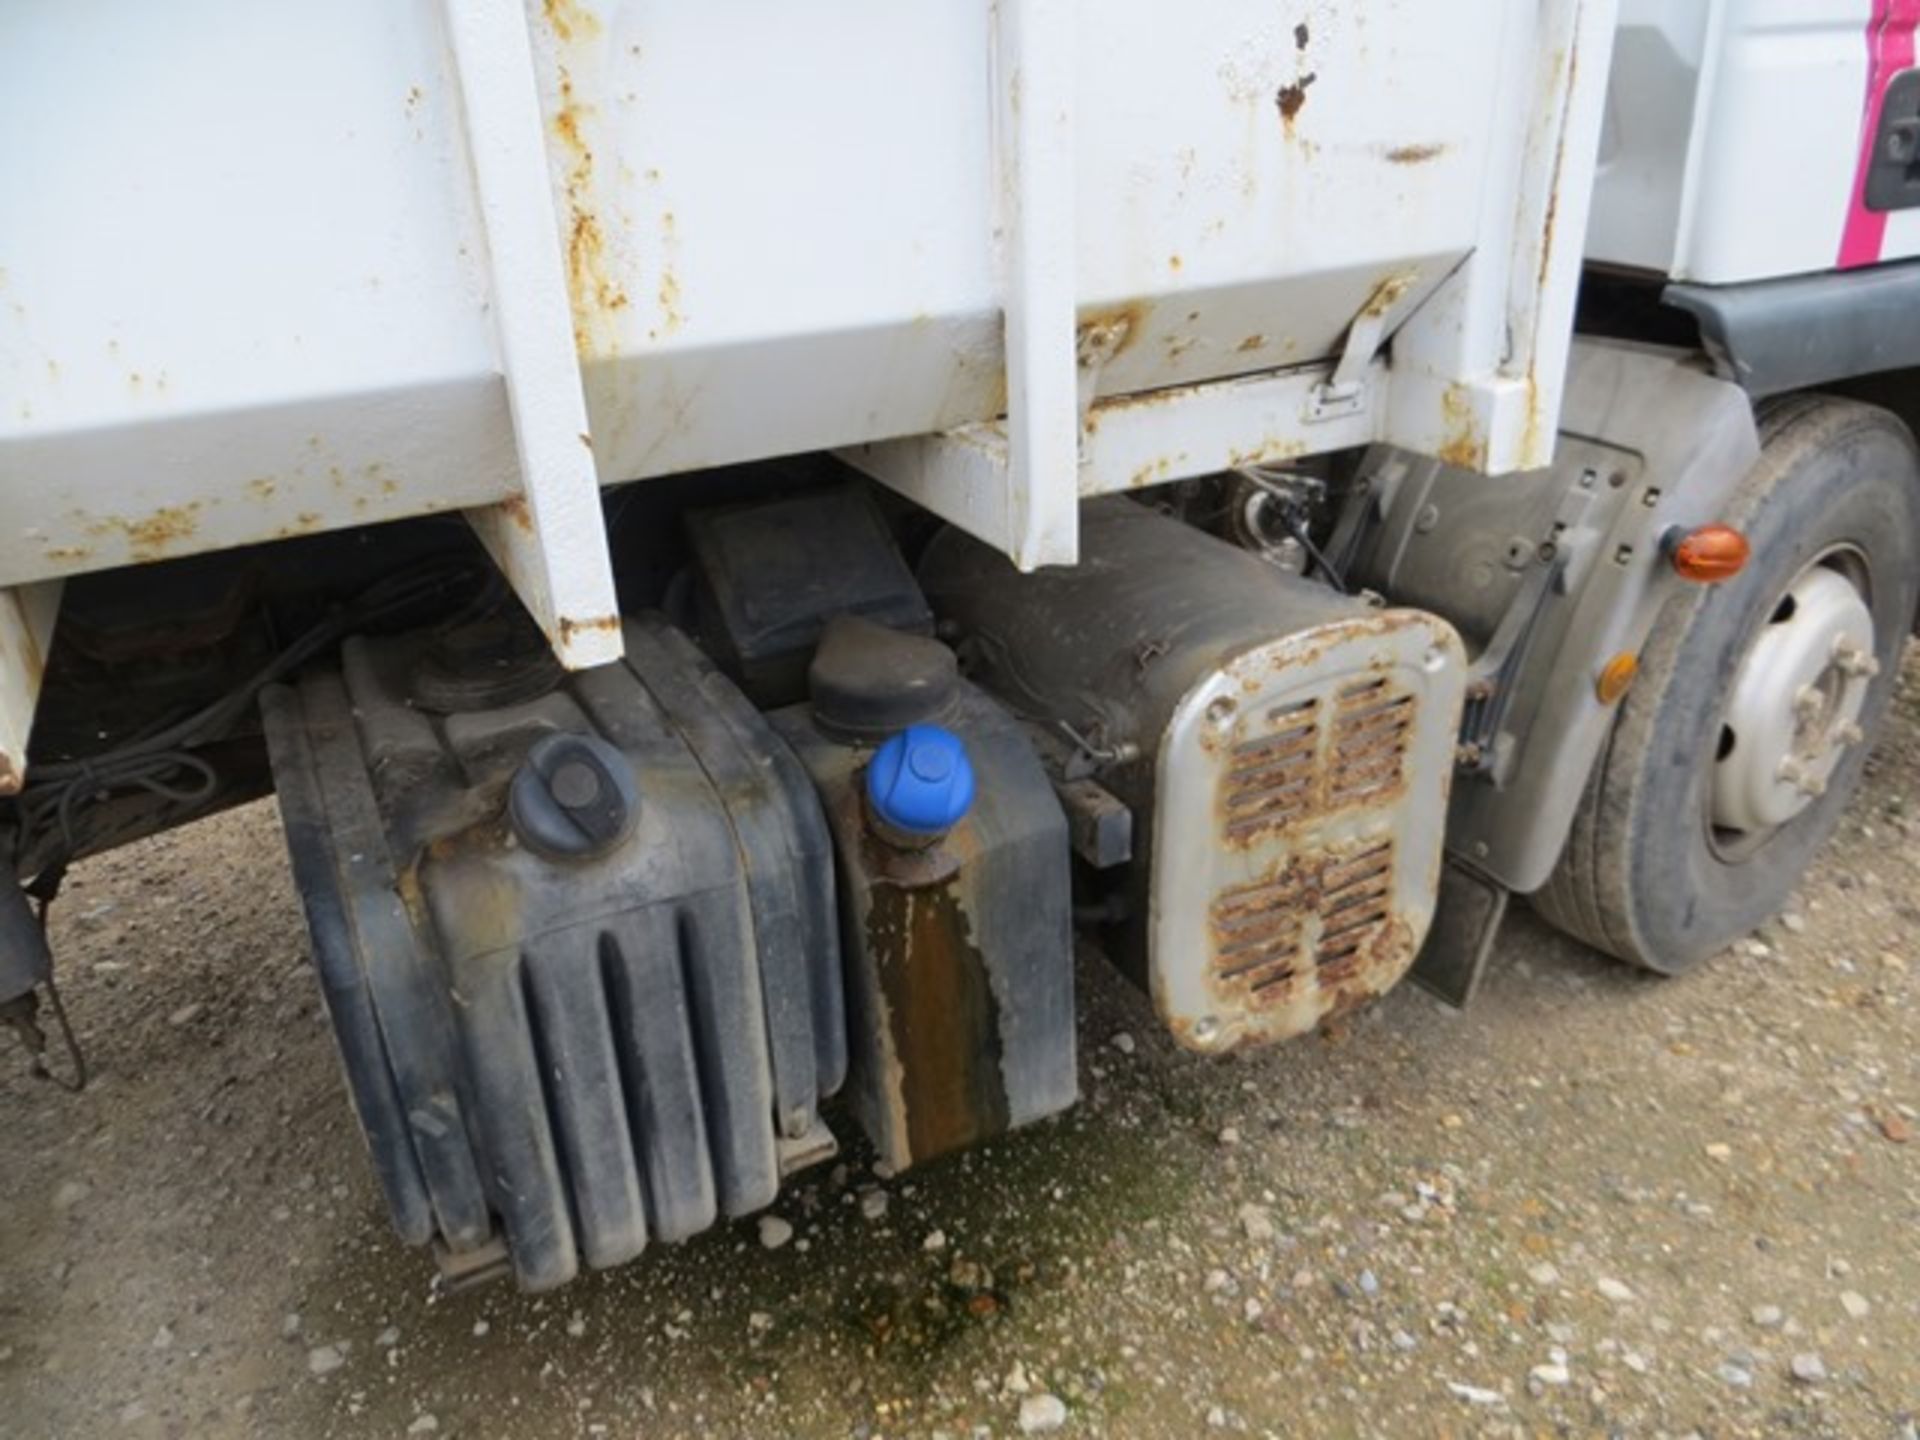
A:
808,615,958,741
509,733,640,861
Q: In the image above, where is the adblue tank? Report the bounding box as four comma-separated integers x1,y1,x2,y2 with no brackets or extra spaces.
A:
772,616,1076,1172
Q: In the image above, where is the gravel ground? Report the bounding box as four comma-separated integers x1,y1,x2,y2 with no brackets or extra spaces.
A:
2,651,1917,1440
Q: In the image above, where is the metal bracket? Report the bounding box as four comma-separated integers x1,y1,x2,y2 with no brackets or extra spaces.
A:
1455,477,1600,777
1021,721,1133,869
442,0,622,670
1455,549,1567,776
1306,273,1412,423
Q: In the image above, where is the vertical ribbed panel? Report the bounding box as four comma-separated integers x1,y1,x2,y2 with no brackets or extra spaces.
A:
597,908,717,1244
519,932,649,1270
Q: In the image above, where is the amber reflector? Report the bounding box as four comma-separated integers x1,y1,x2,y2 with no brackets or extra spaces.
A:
1671,524,1750,583
1595,652,1638,705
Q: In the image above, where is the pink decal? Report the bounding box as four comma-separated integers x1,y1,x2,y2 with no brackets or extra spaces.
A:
1839,0,1920,268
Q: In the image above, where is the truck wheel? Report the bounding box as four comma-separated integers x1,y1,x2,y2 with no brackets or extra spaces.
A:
1533,395,1920,973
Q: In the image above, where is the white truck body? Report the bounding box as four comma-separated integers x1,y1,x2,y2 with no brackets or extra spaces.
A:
0,0,1612,786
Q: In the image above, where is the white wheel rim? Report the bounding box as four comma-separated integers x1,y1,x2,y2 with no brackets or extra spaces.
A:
1711,559,1877,839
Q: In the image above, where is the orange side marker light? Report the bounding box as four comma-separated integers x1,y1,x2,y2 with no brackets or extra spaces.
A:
1669,524,1749,583
1595,652,1638,705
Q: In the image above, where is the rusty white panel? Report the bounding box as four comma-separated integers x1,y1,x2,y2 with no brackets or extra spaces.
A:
0,583,62,796
543,0,1528,494
2,0,1607,584
1076,360,1383,496
1150,611,1466,1055
0,0,508,577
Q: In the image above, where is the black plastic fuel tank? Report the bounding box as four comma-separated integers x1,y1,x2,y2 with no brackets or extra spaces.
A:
770,616,1077,1173
261,610,844,1290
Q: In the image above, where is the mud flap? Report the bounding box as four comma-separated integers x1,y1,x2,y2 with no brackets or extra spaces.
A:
1409,856,1509,1008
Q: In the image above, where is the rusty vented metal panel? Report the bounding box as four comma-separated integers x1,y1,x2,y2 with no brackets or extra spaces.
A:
919,498,1467,1057
1208,838,1400,1007
1328,680,1416,805
1152,615,1459,1053
1221,697,1321,842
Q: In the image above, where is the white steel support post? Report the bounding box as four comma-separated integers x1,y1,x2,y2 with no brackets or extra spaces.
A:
1386,0,1618,474
443,0,622,669
0,582,62,796
842,0,1079,570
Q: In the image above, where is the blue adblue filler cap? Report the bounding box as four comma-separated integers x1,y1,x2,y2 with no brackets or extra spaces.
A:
866,724,975,838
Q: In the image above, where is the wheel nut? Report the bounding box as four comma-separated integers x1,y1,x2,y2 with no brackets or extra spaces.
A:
1833,641,1880,678
1792,686,1822,722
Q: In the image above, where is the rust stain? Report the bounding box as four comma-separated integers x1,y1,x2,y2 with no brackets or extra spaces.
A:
0,754,20,798
654,211,683,337
1225,438,1308,469
86,502,204,561
1081,382,1172,437
1519,372,1546,469
43,545,91,563
1236,334,1266,354
578,431,594,450
274,512,325,539
1358,270,1418,320
1128,457,1174,490
1168,253,1183,273
1534,46,1577,297
1275,73,1316,130
1075,300,1149,369
1436,383,1486,469
551,60,630,358
836,787,1011,1169
866,861,1009,1167
501,495,535,534
557,614,621,646
1384,143,1446,165
541,0,602,43
246,477,276,500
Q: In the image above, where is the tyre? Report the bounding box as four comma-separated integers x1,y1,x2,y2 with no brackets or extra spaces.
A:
1534,395,1920,973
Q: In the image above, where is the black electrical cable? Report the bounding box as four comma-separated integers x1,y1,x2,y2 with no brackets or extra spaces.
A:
16,557,490,872
1279,508,1351,595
